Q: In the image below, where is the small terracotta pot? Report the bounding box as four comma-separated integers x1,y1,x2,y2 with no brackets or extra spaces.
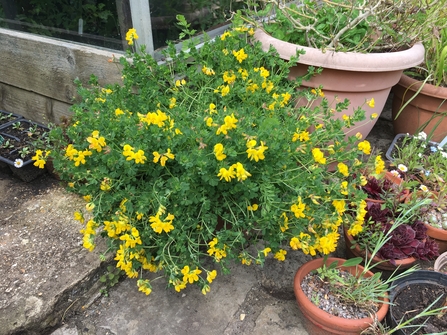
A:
344,228,417,271
294,257,389,335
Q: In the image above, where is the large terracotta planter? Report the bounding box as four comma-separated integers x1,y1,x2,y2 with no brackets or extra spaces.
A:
254,29,425,138
294,257,389,335
392,74,447,142
344,228,417,271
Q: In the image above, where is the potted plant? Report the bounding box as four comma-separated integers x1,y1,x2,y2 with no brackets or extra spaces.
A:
386,131,447,253
237,0,443,138
294,224,421,335
386,270,447,334
344,162,439,270
392,21,447,142
34,22,385,296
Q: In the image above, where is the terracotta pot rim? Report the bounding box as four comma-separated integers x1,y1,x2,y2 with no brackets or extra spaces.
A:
294,257,389,333
424,222,447,238
397,74,447,100
254,29,425,72
344,228,417,267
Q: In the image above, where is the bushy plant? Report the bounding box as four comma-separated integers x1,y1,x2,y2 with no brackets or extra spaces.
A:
37,23,379,295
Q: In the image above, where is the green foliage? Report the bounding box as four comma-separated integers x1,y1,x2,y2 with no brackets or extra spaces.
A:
241,0,446,53
41,22,380,296
99,265,123,296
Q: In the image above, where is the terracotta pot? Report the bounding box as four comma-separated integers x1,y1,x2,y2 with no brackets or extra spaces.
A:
364,171,411,204
392,74,447,142
294,257,389,335
254,29,425,139
344,228,417,271
425,223,447,254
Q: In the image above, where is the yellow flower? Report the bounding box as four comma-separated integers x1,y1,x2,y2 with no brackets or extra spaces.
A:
86,202,95,211
115,108,124,116
232,162,251,182
247,204,259,211
367,98,375,108
274,249,287,261
291,197,306,218
220,31,231,40
332,200,346,215
213,143,227,161
221,85,230,97
181,266,202,284
232,48,248,63
206,270,217,283
290,237,301,250
217,166,236,182
375,155,385,174
312,148,326,164
125,28,139,45
262,247,271,256
337,162,349,177
358,140,371,155
137,279,152,295
202,65,215,76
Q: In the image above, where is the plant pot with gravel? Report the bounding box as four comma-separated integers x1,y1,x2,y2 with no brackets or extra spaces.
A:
294,256,390,335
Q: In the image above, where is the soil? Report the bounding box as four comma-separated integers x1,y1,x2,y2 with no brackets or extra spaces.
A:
0,110,22,127
0,120,49,164
391,283,447,334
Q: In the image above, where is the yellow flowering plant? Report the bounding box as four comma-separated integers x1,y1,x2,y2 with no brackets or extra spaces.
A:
39,21,380,296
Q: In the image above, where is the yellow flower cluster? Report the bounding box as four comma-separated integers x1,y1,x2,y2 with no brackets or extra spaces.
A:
246,140,268,162
119,227,142,248
138,109,168,127
217,162,251,182
153,149,175,166
65,144,92,166
312,148,326,165
80,219,98,251
32,149,51,169
122,144,147,164
149,212,175,234
207,238,227,261
232,48,248,63
358,140,371,155
87,130,106,152
125,28,139,45
213,143,226,161
104,217,131,238
216,113,238,135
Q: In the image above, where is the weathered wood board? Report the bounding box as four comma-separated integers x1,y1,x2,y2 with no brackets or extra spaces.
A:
0,28,125,122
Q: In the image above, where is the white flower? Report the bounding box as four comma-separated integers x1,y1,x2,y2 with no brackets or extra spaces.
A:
437,146,443,151
442,152,447,158
14,159,24,168
420,184,429,192
421,144,426,148
390,170,400,177
416,132,427,140
397,164,408,172
418,153,423,158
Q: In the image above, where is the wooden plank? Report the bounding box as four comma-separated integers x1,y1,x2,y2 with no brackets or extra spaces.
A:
0,83,71,125
0,28,125,105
